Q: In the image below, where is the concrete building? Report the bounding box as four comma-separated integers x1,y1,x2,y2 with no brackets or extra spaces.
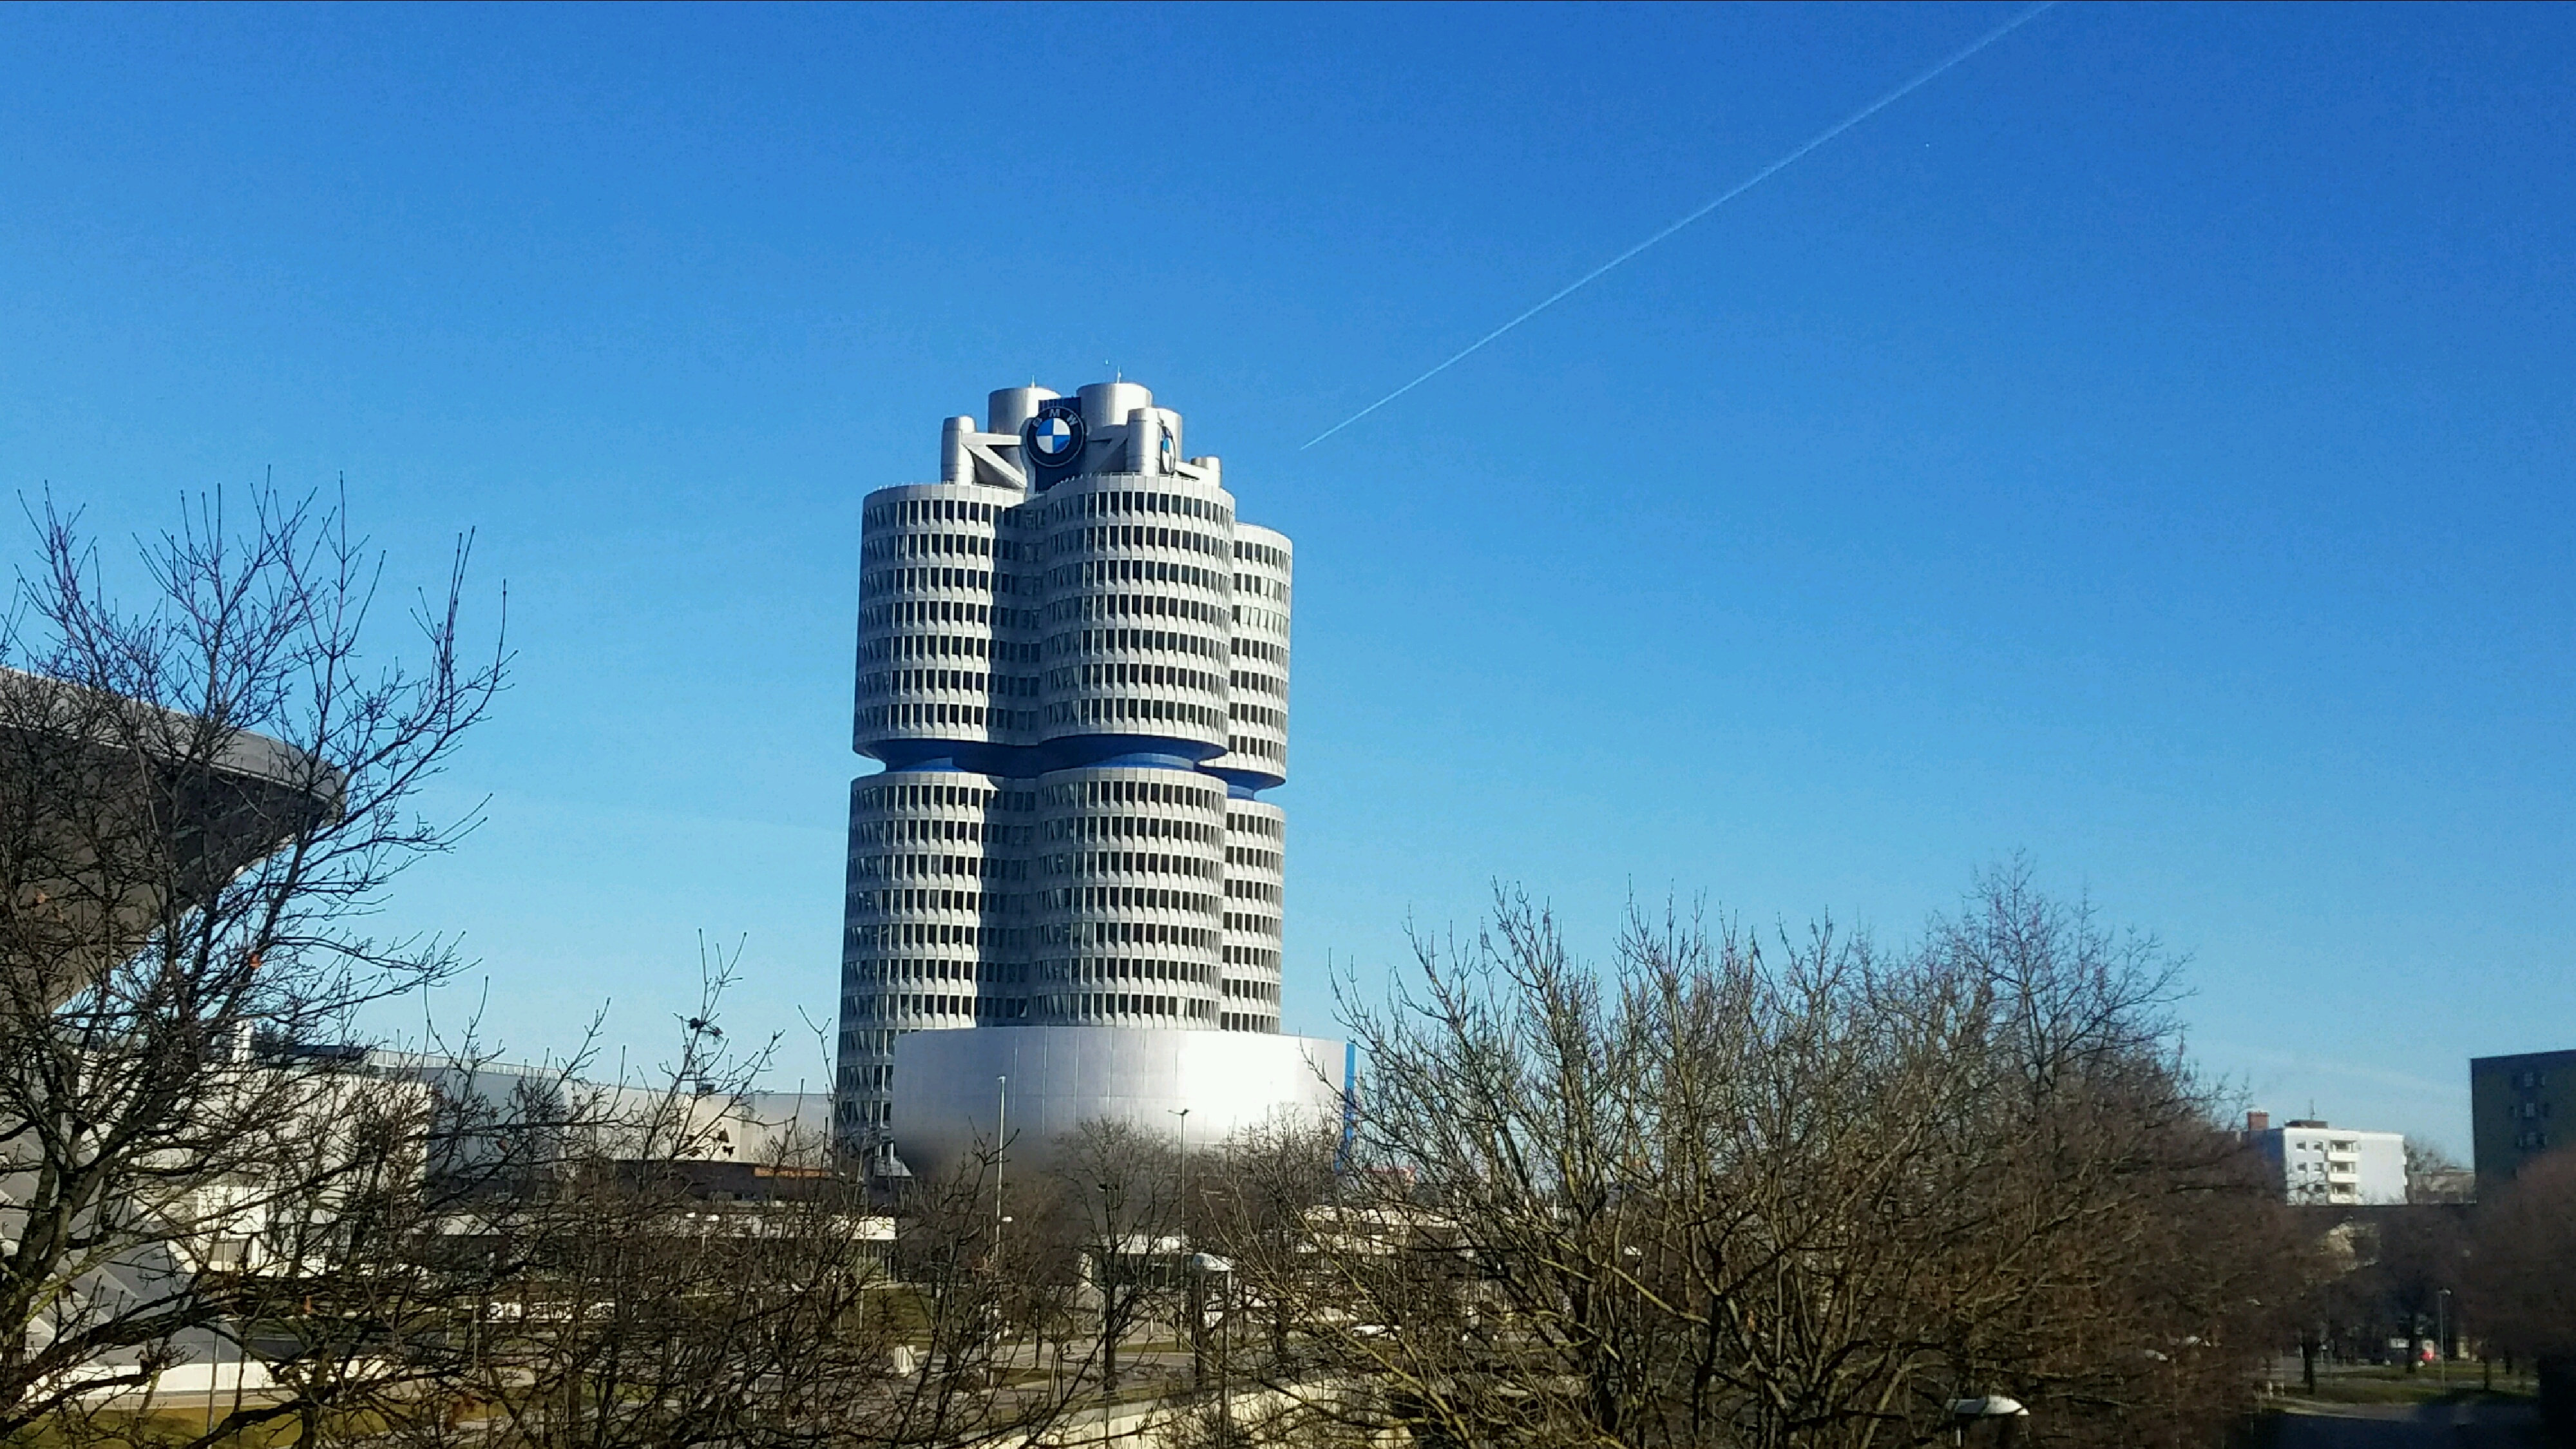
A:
2242,1111,2407,1206
2470,1048,2576,1196
834,381,1340,1171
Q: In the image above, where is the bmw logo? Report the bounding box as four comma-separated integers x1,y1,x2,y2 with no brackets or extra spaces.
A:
1158,431,1176,472
1025,401,1086,466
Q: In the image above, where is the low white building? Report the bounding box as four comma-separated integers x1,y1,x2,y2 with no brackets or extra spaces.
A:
892,1024,1347,1178
2242,1112,2406,1205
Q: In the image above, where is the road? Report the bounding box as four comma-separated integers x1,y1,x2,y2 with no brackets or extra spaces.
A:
2266,1401,2544,1448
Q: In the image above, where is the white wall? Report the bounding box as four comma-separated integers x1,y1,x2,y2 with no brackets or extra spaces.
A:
891,1024,1346,1179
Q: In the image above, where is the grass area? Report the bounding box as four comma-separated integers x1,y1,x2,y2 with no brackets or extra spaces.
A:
2278,1363,2537,1407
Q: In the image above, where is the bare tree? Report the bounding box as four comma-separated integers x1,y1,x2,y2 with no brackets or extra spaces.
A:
0,486,503,1432
2404,1140,2475,1205
1055,1117,1188,1399
2465,1149,2576,1436
1225,865,2302,1449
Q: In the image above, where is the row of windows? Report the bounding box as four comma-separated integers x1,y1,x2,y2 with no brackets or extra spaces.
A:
844,871,1278,913
1230,702,1286,729
1050,696,1226,731
1052,661,1223,696
1042,992,1214,1023
1059,558,1226,594
1229,669,1286,698
850,816,1029,847
856,783,1035,814
1225,846,1284,871
866,529,997,564
1223,977,1279,1003
1049,591,1227,629
1049,849,1219,883
860,598,1040,642
1226,811,1283,840
1050,523,1226,562
858,669,1041,702
1046,776,1224,812
844,890,1032,921
867,496,1009,528
863,489,1250,546
1225,910,1282,938
1220,1012,1278,1033
1049,486,1230,529
848,852,1030,883
1233,637,1285,666
1054,626,1226,662
862,630,995,662
881,597,987,627
1234,539,1288,569
1044,955,1214,986
850,992,1031,1022
847,887,1018,916
1233,573,1288,601
1227,734,1285,762
859,702,1039,731
1045,813,1219,846
847,921,1035,951
861,566,999,600
861,599,1044,649
834,1022,934,1064
1234,603,1288,633
1054,912,1219,948
854,955,1031,985
1223,945,1282,970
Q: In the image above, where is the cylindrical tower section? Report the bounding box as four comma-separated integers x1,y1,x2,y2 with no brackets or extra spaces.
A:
1033,765,1226,1030
1219,797,1285,1033
1036,474,1237,761
1210,524,1291,791
855,485,1011,762
989,497,1046,749
838,769,1029,1140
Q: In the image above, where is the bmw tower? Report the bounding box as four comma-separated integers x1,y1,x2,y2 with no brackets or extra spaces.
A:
837,382,1341,1174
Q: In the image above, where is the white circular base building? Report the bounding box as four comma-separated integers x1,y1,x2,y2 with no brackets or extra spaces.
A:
891,1024,1346,1179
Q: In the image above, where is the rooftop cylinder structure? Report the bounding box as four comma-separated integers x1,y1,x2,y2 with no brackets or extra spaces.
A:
836,383,1300,1160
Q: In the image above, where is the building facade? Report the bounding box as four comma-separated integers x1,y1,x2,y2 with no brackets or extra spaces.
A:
2470,1048,2575,1196
2241,1112,2407,1206
834,382,1295,1153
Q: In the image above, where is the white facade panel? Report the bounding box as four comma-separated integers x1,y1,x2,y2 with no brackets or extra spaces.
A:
892,1024,1346,1179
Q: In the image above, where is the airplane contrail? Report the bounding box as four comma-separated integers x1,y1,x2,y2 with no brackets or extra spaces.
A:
1302,3,2057,450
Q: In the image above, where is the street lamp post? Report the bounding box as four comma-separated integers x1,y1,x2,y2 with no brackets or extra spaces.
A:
2438,1288,2452,1383
1187,1253,1234,1446
1947,1396,2028,1448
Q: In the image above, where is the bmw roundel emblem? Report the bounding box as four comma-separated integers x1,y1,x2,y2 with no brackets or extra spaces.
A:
1025,401,1086,466
1158,430,1176,472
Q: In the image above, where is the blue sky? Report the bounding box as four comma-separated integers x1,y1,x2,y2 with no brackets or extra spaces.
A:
2,3,2568,1153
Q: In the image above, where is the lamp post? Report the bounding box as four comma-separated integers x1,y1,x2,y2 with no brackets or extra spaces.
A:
1947,1395,2028,1448
1187,1252,1234,1445
1169,1106,1190,1158
2437,1288,2452,1382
